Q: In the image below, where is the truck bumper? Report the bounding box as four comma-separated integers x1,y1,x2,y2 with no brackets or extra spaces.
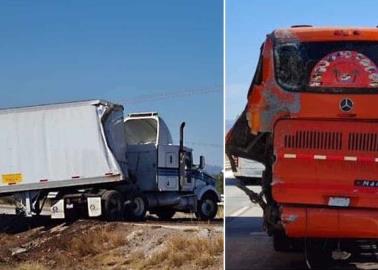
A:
281,206,378,239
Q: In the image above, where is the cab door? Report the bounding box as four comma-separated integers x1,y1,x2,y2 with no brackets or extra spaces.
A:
181,151,195,191
157,145,179,191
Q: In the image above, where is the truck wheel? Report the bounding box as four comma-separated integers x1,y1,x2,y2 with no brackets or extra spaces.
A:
102,190,123,221
156,209,176,220
273,230,292,252
305,240,333,269
125,193,147,221
196,193,218,220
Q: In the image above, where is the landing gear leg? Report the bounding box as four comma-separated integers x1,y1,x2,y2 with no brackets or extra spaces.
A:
13,191,41,217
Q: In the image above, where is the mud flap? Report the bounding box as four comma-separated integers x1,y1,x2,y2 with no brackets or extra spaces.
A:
87,197,102,217
51,199,65,219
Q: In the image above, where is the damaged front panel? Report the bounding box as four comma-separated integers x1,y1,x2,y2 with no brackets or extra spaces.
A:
226,32,301,165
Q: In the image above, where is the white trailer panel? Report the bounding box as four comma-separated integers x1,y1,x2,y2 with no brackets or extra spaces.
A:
0,100,128,193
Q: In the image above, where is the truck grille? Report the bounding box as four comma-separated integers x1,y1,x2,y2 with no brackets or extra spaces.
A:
348,133,378,152
284,131,342,150
278,120,378,153
284,131,378,152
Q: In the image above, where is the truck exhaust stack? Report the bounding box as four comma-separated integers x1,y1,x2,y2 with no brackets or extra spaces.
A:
180,122,186,150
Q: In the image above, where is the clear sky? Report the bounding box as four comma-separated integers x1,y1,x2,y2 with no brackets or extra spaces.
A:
226,0,378,120
0,1,223,167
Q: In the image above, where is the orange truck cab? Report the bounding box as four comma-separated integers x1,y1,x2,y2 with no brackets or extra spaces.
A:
226,26,378,255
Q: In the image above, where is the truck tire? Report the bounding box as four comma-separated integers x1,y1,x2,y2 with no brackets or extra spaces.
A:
305,240,333,269
102,190,123,221
196,193,218,220
125,193,147,221
273,230,292,252
155,209,176,220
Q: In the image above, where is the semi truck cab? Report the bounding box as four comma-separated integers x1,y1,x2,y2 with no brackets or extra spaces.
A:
124,112,220,220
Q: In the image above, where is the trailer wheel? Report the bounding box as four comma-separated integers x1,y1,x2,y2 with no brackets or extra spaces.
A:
125,193,147,221
102,190,123,221
196,193,218,220
155,209,176,220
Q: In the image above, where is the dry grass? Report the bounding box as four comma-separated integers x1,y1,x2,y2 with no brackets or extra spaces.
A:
0,233,16,246
1,221,223,270
216,206,224,219
13,262,48,270
1,226,127,270
62,226,127,257
128,233,223,269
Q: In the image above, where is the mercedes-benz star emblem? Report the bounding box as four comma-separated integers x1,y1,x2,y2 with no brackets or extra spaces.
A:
340,98,353,112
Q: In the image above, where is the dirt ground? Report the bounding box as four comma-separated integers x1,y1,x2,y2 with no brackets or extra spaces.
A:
0,213,223,270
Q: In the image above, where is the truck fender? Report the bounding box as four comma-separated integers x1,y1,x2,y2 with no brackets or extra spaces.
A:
194,185,220,202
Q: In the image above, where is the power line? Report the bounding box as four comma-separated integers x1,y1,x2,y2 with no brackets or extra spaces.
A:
185,141,223,148
124,87,221,105
121,87,223,149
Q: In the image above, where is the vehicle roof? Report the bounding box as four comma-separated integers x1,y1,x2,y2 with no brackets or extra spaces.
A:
273,26,378,42
0,99,123,114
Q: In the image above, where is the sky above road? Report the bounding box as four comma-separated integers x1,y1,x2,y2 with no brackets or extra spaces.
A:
226,0,378,120
0,1,223,167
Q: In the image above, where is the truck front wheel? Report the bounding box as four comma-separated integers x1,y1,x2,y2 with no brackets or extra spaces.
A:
196,193,218,220
102,190,123,221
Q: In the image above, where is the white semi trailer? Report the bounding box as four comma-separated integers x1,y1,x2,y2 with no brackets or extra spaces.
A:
0,100,220,221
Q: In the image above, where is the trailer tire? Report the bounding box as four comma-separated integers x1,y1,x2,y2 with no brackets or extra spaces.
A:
196,192,218,220
155,209,176,220
125,193,147,221
102,190,123,221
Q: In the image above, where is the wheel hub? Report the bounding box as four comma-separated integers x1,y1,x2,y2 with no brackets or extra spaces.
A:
133,197,144,216
202,199,215,215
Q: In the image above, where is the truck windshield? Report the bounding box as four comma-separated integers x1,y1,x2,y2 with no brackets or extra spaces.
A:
274,41,378,93
124,118,157,145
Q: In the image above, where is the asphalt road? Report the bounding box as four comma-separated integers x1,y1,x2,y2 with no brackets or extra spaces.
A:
225,172,378,270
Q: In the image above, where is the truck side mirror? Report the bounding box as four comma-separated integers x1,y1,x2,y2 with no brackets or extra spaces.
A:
199,155,205,170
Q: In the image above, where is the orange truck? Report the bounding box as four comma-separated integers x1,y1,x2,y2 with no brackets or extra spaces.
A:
226,26,378,259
